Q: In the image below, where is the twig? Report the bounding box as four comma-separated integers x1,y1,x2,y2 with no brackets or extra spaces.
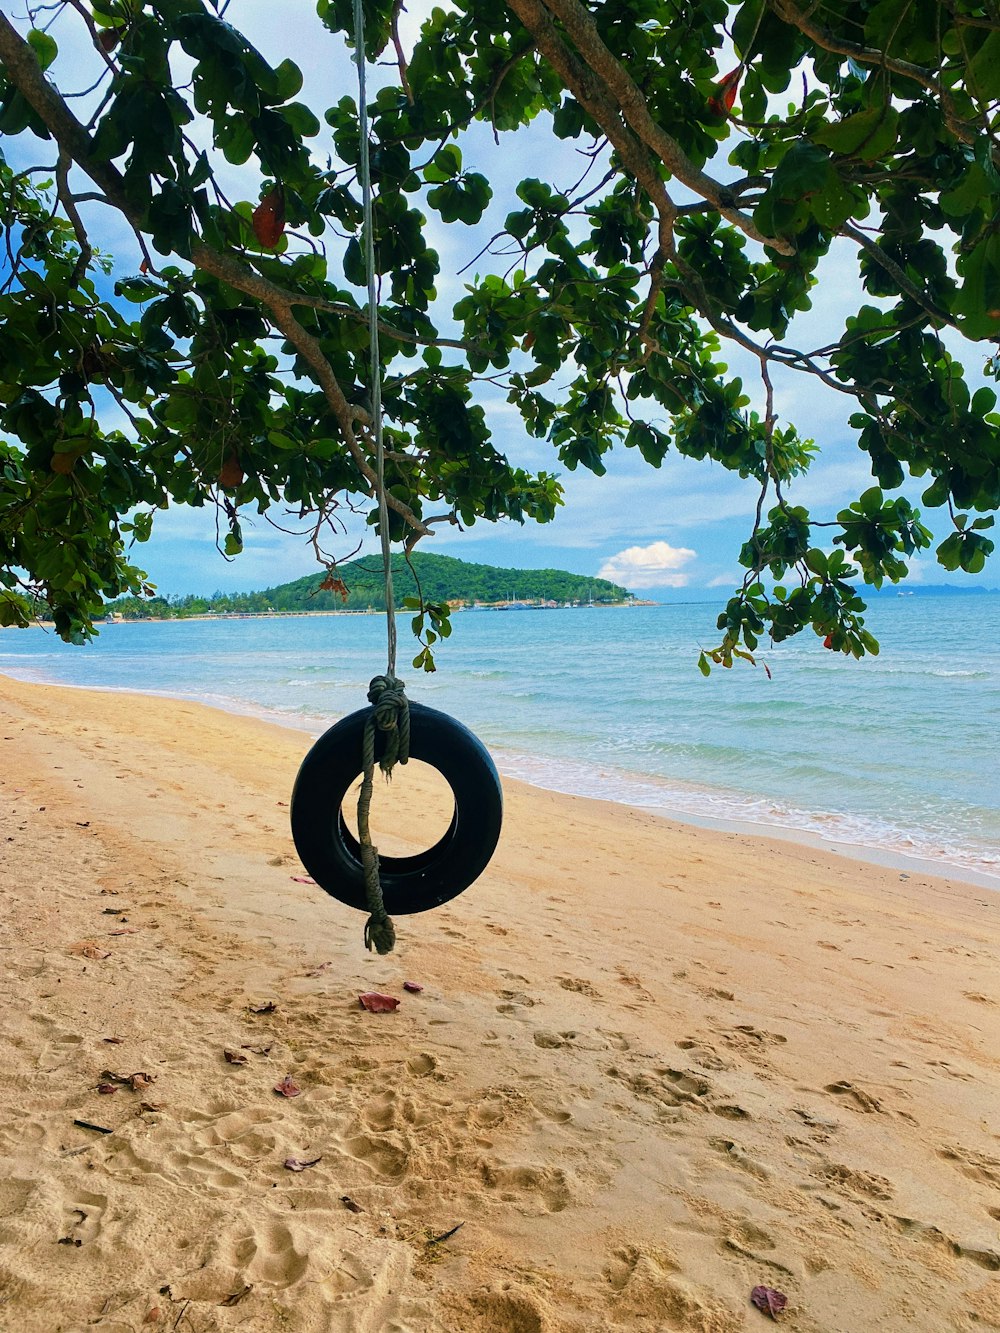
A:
72,1118,113,1134
426,1221,464,1245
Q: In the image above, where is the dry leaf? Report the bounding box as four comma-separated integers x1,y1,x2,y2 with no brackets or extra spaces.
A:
284,1155,321,1172
241,1043,272,1055
70,940,111,960
751,1286,788,1319
224,1049,249,1066
291,874,317,884
251,185,285,248
128,1072,155,1091
103,1036,124,1045
247,1000,277,1014
110,927,139,936
139,1101,163,1112
142,1308,162,1325
96,1083,117,1095
358,992,400,1013
403,981,424,993
341,1195,363,1213
221,1283,253,1308
305,961,333,977
274,1075,301,1098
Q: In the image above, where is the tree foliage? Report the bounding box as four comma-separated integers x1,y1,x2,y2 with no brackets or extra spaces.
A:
0,0,997,663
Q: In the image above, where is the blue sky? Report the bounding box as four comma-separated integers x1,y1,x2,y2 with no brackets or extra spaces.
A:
9,2,999,601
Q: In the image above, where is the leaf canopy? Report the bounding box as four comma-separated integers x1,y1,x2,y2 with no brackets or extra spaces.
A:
0,0,997,664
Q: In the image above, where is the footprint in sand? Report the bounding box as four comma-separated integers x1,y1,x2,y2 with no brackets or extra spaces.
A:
229,1219,309,1286
558,976,601,998
823,1080,883,1113
62,1190,106,1244
675,1037,734,1071
938,1145,1000,1187
496,989,537,1015
479,1162,572,1213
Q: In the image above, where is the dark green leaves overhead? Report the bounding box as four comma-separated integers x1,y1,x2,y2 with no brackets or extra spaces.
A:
0,0,997,663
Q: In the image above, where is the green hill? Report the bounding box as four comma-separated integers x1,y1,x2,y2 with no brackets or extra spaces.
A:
107,553,633,618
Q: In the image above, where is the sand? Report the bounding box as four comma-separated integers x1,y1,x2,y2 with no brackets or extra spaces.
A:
0,672,998,1333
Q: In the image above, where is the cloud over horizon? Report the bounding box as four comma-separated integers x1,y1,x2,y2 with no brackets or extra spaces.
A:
598,540,697,589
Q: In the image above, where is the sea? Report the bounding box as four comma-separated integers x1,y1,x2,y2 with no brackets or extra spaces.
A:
1,595,997,886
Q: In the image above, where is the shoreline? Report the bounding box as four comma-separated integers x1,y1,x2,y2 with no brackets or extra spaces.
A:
2,664,995,893
2,672,999,1331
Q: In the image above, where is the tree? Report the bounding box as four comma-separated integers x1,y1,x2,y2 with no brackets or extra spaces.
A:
0,0,997,665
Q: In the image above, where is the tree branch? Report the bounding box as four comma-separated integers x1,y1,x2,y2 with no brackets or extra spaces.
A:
0,11,429,538
769,0,981,149
532,0,795,254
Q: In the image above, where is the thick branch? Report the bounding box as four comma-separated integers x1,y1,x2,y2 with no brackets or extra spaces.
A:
770,0,979,148
530,0,795,254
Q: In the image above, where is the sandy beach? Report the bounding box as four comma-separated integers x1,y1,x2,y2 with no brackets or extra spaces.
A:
0,671,998,1333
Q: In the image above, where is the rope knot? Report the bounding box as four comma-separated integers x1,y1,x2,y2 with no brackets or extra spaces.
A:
366,674,409,774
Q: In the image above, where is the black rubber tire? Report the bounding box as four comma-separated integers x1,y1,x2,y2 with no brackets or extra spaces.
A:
290,702,503,915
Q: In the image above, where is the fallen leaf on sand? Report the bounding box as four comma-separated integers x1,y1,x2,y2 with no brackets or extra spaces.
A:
241,1043,272,1055
284,1155,322,1172
291,875,316,884
143,1308,162,1324
101,1069,155,1091
103,1036,124,1044
224,1049,249,1066
403,981,424,993
96,1083,117,1095
247,1000,277,1014
341,1195,363,1213
305,961,333,977
751,1286,788,1319
359,992,400,1013
109,927,139,936
140,1101,163,1112
70,940,111,960
221,1283,253,1307
274,1075,301,1098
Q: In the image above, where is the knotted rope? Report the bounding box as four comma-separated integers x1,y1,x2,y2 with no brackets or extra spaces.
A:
353,0,407,953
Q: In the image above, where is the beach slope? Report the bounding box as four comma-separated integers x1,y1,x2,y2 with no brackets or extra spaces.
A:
1,674,998,1332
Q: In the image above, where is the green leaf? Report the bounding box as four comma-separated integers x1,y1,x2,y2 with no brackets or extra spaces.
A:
26,29,58,71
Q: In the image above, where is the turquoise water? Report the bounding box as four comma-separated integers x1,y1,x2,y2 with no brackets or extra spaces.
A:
1,596,997,881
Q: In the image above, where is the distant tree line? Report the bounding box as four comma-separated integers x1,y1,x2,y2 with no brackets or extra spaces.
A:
105,553,632,619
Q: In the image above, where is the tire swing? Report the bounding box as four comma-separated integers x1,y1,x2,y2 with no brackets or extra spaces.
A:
289,0,502,954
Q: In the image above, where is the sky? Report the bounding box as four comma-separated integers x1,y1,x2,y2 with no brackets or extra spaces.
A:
7,0,998,601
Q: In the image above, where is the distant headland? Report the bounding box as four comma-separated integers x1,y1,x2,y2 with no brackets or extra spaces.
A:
104,553,643,620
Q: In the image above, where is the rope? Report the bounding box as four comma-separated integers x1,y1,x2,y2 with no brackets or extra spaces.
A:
352,0,407,953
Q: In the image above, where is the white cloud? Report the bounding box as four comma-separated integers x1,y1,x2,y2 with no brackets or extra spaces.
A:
598,540,697,589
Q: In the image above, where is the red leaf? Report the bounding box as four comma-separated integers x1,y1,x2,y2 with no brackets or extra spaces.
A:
708,66,742,117
751,1286,788,1319
284,1155,322,1172
274,1074,301,1098
96,1083,118,1095
823,633,834,649
358,992,400,1013
402,981,424,993
252,187,285,248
